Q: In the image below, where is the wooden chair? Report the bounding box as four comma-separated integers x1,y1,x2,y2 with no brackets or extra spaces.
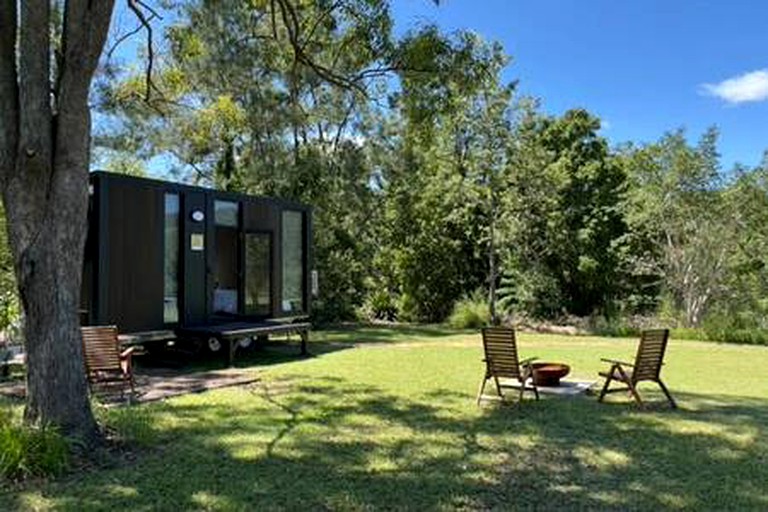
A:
597,329,676,408
477,327,539,404
81,326,136,401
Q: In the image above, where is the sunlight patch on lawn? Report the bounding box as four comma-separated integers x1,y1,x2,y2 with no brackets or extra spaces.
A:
633,415,758,448
190,491,235,510
16,492,54,511
572,446,631,469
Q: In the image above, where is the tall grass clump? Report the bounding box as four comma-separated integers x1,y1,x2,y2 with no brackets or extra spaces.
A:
0,411,70,481
448,291,490,329
95,404,158,448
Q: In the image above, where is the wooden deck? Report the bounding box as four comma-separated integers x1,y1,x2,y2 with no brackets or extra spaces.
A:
178,321,311,366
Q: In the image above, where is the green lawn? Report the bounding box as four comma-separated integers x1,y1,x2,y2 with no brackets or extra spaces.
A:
3,326,768,511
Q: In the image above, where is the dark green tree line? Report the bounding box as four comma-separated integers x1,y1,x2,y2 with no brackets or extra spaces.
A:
90,0,768,334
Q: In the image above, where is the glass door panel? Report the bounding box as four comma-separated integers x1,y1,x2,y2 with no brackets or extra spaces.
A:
245,233,271,316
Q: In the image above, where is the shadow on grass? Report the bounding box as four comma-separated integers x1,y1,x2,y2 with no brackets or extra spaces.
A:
135,338,355,374
134,323,472,376
3,373,767,511
316,323,472,344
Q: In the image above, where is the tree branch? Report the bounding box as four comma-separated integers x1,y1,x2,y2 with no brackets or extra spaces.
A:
127,0,161,101
105,13,158,63
19,0,53,167
0,0,19,184
272,0,367,94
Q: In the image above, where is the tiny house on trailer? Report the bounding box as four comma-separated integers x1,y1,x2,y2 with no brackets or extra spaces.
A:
81,171,312,358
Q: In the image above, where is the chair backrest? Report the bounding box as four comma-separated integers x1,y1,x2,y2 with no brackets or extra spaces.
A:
481,327,522,379
81,326,122,379
632,329,670,382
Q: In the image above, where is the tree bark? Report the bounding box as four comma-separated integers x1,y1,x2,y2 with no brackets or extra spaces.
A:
488,185,498,326
0,0,115,444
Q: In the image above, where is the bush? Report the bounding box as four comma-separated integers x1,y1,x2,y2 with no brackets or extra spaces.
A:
0,412,70,481
358,289,398,322
448,292,490,329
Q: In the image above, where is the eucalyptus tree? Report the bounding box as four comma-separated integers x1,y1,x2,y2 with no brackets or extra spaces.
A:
383,29,515,321
98,0,399,320
0,0,115,442
501,108,626,318
622,128,732,326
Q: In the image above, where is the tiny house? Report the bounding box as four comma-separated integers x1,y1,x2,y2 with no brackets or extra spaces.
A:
81,172,312,349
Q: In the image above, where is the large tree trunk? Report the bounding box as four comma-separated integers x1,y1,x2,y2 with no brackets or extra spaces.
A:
0,0,116,444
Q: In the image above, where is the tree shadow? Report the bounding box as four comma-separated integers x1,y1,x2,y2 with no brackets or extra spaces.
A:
2,377,767,510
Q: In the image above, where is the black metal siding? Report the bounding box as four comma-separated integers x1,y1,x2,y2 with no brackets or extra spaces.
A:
83,171,312,334
99,176,164,332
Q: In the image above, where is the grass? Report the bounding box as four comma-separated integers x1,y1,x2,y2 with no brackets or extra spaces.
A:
2,325,768,510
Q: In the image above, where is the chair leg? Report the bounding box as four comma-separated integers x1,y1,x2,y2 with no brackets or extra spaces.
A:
610,365,643,408
492,376,503,398
598,374,613,403
657,379,677,409
531,381,540,401
625,381,644,407
477,376,488,405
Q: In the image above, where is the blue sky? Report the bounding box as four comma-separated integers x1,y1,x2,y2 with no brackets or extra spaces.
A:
390,0,768,169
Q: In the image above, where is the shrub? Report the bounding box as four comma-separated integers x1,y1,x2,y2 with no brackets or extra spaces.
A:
448,292,490,329
0,412,70,481
396,293,420,323
358,289,398,322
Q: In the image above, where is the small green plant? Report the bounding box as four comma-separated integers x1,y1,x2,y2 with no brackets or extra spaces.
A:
359,289,398,322
448,291,490,329
95,404,158,447
0,411,70,481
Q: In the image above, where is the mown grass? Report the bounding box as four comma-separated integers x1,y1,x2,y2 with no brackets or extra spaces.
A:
2,325,767,510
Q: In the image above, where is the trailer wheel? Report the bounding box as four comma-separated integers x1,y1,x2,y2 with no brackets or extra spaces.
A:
207,336,223,353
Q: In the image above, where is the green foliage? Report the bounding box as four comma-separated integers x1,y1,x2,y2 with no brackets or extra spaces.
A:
0,411,70,481
94,1,768,333
0,206,18,333
501,108,626,318
95,405,158,447
358,287,398,322
447,290,490,329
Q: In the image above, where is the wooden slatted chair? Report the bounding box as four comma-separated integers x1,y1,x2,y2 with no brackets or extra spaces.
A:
81,326,135,401
477,327,539,404
597,329,676,408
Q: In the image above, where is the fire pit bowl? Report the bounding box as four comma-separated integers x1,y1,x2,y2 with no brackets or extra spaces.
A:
531,362,570,387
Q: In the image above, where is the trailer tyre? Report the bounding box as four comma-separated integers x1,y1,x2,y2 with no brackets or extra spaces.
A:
207,336,223,353
238,337,254,350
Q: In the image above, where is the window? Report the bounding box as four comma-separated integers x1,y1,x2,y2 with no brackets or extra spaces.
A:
213,200,239,315
214,200,238,227
281,210,304,314
245,233,271,315
164,194,179,323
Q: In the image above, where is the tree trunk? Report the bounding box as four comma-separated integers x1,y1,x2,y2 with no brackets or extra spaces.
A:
488,186,498,326
0,0,116,445
10,178,96,441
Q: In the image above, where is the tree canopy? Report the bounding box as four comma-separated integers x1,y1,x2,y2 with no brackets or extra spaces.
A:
89,0,768,333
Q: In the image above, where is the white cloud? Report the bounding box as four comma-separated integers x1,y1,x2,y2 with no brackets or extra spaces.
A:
701,69,768,104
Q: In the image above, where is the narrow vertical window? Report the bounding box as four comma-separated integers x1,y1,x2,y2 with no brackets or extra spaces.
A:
281,210,304,314
164,194,179,323
213,200,240,315
245,233,271,315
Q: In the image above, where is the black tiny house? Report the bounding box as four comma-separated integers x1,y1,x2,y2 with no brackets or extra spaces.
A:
81,172,312,339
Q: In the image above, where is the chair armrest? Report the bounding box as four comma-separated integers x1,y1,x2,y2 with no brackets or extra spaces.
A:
600,358,633,367
120,347,136,360
519,357,538,367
